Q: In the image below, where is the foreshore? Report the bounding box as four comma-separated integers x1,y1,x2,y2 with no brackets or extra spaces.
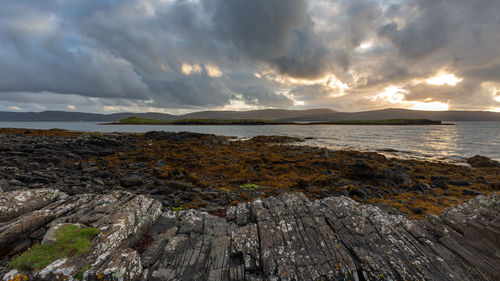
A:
0,127,497,217
0,128,498,280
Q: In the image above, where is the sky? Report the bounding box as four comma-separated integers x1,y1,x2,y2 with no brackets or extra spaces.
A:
0,0,499,114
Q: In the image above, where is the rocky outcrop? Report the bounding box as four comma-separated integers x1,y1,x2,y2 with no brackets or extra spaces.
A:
138,192,498,281
466,155,500,167
1,191,498,280
1,189,162,281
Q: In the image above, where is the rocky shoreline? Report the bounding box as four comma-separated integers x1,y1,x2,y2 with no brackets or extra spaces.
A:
0,128,499,280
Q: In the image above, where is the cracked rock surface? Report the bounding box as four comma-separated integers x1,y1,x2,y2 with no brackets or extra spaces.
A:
1,189,498,281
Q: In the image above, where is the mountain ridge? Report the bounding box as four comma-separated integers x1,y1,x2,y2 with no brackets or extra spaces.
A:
1,108,499,122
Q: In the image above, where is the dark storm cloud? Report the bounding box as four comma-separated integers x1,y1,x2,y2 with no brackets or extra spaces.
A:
205,0,332,79
378,4,453,59
272,17,332,78
0,0,499,112
206,0,307,60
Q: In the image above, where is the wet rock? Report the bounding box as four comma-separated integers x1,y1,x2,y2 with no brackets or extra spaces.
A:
410,207,425,214
347,160,412,186
383,166,412,185
23,163,40,172
348,187,368,198
432,178,448,189
249,135,302,143
447,180,471,186
466,155,500,167
121,175,144,187
462,189,483,196
347,160,374,178
206,135,230,145
155,160,166,167
76,133,123,147
166,180,193,191
410,182,432,192
145,131,210,142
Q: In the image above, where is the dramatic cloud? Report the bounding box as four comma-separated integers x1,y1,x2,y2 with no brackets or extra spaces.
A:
0,0,499,113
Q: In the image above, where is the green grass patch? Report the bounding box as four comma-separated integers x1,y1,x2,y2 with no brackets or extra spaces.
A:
76,264,91,280
8,225,100,272
119,116,169,124
171,206,183,212
239,183,260,190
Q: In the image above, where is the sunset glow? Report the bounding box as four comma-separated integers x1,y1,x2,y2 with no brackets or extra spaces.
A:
426,72,463,86
409,101,449,111
371,87,449,111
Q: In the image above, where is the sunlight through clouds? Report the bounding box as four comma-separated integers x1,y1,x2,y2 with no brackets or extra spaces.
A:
205,64,223,78
409,101,449,111
181,63,202,75
425,72,463,86
370,86,449,111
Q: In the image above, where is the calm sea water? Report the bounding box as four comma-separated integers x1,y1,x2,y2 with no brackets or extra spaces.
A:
1,121,499,162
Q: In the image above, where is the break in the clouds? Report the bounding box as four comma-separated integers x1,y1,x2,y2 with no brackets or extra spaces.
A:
0,0,499,113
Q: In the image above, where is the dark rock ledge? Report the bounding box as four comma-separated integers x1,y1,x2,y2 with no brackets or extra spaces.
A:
1,189,498,281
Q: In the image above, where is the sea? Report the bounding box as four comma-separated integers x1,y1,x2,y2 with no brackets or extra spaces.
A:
0,121,499,163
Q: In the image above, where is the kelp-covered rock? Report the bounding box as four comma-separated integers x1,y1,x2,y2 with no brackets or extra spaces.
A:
1,128,498,218
466,155,500,167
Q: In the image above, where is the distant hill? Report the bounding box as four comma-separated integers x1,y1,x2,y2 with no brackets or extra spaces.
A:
0,108,499,122
181,108,337,120
277,108,500,122
0,111,176,122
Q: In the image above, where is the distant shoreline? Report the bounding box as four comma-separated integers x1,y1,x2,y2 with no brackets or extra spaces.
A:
103,122,452,126
103,117,450,126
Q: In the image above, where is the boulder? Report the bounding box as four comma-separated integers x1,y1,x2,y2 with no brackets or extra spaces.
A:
466,155,500,167
121,175,144,187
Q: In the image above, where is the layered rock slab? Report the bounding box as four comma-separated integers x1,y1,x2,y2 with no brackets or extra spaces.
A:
142,193,498,281
1,189,498,281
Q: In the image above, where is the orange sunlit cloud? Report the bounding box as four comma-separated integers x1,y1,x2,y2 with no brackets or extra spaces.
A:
425,72,463,86
369,86,449,111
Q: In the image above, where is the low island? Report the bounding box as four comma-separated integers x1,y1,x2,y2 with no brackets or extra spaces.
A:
106,116,444,125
